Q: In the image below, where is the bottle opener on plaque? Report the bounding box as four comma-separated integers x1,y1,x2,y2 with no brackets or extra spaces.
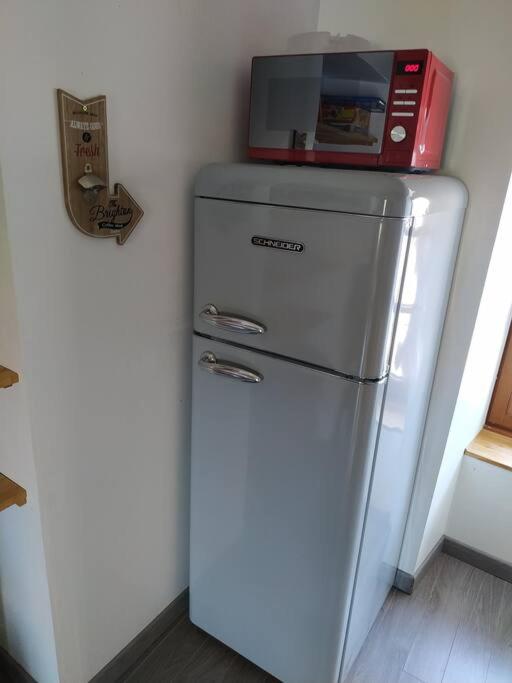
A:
57,89,143,244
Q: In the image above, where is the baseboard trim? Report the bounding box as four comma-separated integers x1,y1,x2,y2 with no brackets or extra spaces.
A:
395,534,512,595
0,645,36,682
394,535,445,594
443,537,512,584
89,588,189,683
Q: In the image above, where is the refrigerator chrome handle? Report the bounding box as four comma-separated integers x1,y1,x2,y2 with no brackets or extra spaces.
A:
199,304,266,335
198,352,263,384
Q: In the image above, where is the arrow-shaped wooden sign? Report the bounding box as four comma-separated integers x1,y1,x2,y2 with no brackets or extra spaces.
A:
57,89,143,245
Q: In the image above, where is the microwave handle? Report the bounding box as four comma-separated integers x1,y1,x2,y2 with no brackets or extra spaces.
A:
199,304,266,335
198,352,263,384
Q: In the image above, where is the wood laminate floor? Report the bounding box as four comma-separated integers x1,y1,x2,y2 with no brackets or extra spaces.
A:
124,553,512,683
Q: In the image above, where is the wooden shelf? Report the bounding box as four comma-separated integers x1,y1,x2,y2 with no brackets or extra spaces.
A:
0,365,19,389
465,428,512,473
0,473,27,512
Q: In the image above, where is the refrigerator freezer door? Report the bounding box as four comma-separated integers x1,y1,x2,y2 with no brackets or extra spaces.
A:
194,198,410,379
190,336,385,683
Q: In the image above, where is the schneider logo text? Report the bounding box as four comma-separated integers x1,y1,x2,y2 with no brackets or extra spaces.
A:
251,236,304,253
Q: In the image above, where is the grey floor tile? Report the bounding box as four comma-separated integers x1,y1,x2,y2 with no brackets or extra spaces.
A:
125,554,512,683
403,555,473,683
442,569,506,683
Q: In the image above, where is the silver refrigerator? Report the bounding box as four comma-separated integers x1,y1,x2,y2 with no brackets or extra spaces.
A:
189,163,467,683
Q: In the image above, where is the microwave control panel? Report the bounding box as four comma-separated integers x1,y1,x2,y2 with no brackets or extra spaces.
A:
380,49,453,170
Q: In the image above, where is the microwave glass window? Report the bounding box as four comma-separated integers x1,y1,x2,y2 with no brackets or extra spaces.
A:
266,77,322,133
249,52,394,154
316,96,385,148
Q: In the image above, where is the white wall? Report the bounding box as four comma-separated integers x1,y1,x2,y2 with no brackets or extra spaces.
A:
0,173,59,683
0,2,319,681
318,0,512,573
447,456,512,565
417,173,512,567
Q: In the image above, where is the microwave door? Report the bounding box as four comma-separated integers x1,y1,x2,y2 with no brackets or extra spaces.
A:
250,51,394,155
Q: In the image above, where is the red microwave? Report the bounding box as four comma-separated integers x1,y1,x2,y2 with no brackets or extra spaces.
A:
248,50,453,171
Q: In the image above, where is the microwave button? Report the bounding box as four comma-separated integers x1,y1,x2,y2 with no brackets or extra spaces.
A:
405,89,418,94
403,100,416,105
391,112,414,117
390,125,407,143
393,100,406,105
394,89,407,93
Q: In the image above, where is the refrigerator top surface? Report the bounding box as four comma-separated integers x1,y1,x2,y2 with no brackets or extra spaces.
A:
195,163,468,218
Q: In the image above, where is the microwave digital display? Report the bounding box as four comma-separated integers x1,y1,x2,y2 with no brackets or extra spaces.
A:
396,60,424,75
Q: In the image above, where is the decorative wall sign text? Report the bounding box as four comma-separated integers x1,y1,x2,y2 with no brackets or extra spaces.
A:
57,89,143,245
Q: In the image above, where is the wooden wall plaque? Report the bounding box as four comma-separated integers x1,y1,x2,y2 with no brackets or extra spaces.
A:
57,89,143,245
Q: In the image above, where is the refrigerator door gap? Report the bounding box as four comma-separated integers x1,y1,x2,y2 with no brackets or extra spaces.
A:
196,194,408,220
193,331,389,384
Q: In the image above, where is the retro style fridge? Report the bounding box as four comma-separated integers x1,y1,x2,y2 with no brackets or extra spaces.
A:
189,163,467,683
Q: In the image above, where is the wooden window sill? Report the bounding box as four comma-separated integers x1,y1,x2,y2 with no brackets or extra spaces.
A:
0,473,27,512
465,428,512,473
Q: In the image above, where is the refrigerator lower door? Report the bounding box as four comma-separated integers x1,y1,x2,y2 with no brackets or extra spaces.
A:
194,197,410,379
190,336,386,683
